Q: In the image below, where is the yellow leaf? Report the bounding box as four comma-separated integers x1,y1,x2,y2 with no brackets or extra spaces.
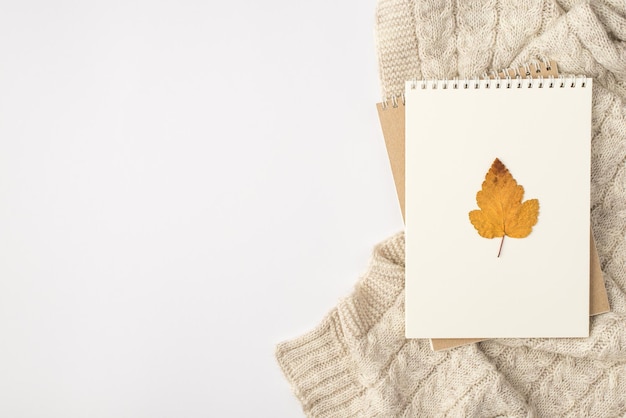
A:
469,158,539,256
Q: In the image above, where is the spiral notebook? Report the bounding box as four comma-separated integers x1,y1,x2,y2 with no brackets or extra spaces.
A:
377,62,610,350
404,67,593,339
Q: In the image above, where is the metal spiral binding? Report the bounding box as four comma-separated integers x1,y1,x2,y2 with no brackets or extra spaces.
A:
405,75,586,91
381,92,405,110
381,59,586,109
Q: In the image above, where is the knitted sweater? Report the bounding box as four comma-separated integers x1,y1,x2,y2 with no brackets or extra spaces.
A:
276,0,626,416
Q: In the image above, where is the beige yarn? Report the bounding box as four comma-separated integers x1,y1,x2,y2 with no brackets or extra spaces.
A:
277,0,626,416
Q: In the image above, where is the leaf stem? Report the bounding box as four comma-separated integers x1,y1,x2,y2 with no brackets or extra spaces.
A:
497,235,505,257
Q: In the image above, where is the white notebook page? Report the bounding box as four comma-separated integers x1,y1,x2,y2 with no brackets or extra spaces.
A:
405,77,592,338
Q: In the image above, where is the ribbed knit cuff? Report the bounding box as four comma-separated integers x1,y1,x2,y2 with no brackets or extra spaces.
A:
275,310,363,417
276,233,405,416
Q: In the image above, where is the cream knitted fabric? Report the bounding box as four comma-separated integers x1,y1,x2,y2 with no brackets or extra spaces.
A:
277,0,626,416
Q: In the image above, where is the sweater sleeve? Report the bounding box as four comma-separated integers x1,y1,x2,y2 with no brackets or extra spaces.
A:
275,232,406,417
275,233,532,417
275,310,364,416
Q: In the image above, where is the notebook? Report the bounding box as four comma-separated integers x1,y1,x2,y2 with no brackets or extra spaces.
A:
403,67,593,339
376,61,610,350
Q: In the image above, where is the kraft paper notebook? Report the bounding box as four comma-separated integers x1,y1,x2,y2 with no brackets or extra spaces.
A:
376,61,610,350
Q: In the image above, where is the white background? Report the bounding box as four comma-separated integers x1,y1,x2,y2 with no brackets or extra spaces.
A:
0,1,402,417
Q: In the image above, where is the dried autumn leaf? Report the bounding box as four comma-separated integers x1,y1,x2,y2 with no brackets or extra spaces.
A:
469,158,539,257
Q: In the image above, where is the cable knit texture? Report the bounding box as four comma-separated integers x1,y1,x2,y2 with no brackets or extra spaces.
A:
277,0,626,416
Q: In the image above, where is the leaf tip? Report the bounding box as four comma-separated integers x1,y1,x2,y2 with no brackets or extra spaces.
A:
491,158,507,175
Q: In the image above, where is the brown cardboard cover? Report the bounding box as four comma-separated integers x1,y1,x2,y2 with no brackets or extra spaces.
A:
376,61,610,351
